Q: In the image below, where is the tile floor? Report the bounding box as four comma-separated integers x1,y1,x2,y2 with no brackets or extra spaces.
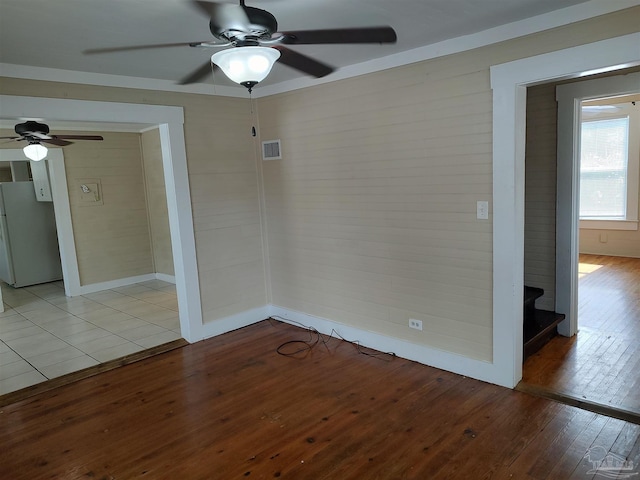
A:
0,279,182,396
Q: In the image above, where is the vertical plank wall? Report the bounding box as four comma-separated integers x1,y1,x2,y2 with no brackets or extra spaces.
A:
257,8,640,361
141,128,175,277
61,131,154,285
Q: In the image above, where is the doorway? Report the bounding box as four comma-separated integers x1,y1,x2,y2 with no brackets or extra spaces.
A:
0,95,205,399
519,75,640,416
0,126,186,397
0,95,203,343
489,32,640,388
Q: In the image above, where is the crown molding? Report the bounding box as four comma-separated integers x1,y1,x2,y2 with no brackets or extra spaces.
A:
1,0,638,99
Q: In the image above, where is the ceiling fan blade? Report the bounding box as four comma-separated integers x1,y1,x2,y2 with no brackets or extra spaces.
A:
25,131,52,140
53,135,104,141
272,46,333,78
84,41,211,55
178,61,216,85
42,138,73,147
0,136,21,140
193,1,251,30
279,26,397,45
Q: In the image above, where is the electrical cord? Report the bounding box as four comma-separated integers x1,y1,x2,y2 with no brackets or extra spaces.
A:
269,316,396,362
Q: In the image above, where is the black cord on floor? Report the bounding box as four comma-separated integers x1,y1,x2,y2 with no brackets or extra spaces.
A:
269,317,396,362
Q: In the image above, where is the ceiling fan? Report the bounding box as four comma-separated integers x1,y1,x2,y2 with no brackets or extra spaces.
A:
85,0,397,92
0,121,104,161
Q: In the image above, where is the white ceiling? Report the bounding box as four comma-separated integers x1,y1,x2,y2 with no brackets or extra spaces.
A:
1,0,634,95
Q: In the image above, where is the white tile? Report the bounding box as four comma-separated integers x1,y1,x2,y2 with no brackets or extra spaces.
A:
0,359,36,381
0,307,20,318
0,280,178,378
30,312,82,326
73,334,129,354
154,298,179,311
0,315,35,333
54,299,103,315
157,285,177,294
21,307,71,323
150,315,181,330
64,328,112,346
118,324,166,341
39,355,99,379
87,312,138,327
83,290,128,303
135,331,182,349
123,304,166,318
12,299,52,314
25,284,66,301
0,324,47,342
42,320,99,337
100,317,153,334
28,346,87,369
91,342,145,363
98,296,144,310
0,349,23,366
136,309,178,323
0,370,47,395
130,290,168,301
78,307,123,322
112,285,153,295
6,333,70,358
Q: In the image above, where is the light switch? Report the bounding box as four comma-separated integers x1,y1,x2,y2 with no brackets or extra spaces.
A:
477,201,489,220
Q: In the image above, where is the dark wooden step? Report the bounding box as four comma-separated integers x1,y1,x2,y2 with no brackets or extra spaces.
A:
524,286,544,312
523,309,566,360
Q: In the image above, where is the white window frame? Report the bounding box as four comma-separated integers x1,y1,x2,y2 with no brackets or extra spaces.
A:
579,100,639,231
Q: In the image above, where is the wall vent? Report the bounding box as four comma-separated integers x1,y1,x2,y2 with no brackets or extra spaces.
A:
262,140,282,160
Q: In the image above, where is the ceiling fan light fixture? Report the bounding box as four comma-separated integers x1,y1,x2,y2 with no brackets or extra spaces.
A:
23,142,48,161
211,46,280,91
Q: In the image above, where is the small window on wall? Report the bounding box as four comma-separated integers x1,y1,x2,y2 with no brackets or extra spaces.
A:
579,98,639,230
580,116,629,218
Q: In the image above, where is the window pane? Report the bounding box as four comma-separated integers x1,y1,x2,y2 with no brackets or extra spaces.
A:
580,117,629,218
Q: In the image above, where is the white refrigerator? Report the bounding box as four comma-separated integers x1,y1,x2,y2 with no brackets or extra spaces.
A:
0,181,63,288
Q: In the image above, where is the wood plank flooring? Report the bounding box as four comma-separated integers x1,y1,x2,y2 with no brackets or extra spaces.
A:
522,255,640,415
2,319,639,479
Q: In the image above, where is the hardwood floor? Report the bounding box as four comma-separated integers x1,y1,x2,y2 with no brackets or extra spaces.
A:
2,319,639,479
522,255,640,416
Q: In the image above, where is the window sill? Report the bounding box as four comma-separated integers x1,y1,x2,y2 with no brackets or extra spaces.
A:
579,219,638,231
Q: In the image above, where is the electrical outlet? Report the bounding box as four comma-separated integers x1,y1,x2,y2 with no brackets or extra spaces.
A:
409,319,423,331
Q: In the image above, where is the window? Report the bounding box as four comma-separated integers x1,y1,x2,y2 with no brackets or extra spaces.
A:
580,116,629,218
579,99,639,230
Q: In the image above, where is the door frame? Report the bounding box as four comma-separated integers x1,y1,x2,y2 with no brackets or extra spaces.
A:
0,95,204,343
555,72,640,337
490,32,640,387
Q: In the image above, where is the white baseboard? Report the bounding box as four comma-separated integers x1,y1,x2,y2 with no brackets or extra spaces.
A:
77,273,157,295
200,306,271,340
155,273,176,284
269,305,509,388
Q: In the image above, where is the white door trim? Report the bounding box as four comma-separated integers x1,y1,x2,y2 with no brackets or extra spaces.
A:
555,72,640,337
0,95,204,343
490,33,640,387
